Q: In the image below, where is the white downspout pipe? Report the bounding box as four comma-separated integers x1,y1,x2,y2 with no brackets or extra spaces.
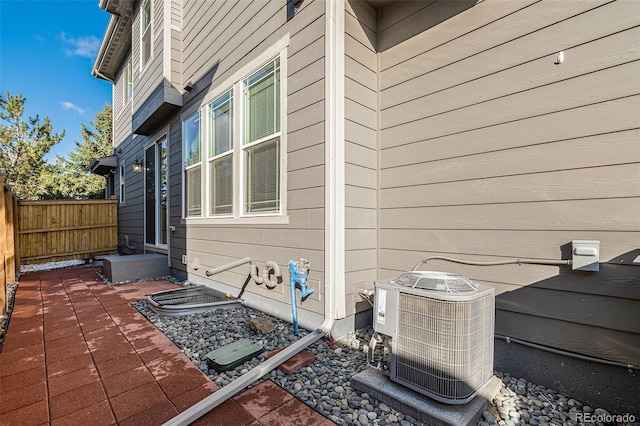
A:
162,2,344,424
325,0,347,321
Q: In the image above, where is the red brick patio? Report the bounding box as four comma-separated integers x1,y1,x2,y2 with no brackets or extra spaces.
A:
0,266,334,425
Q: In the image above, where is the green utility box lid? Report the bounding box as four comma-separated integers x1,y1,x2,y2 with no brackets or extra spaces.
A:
206,338,264,372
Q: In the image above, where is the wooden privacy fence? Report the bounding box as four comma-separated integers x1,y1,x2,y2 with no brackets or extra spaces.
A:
0,176,19,317
18,199,118,266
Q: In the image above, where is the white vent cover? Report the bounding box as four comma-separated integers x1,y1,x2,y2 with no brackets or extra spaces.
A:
374,272,495,404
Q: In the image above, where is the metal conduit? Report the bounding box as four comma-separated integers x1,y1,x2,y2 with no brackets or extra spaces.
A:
496,334,639,370
412,256,571,271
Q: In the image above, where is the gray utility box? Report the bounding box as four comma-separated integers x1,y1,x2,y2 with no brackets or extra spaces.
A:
102,254,169,283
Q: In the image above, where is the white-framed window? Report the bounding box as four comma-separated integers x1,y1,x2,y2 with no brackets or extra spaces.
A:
183,112,201,217
140,0,152,69
123,58,132,104
242,58,281,214
208,90,233,216
119,164,125,204
182,47,286,222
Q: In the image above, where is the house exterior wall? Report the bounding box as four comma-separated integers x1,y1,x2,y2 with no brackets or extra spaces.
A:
170,0,182,88
376,0,639,386
112,58,133,147
112,52,140,250
170,0,328,320
131,0,165,114
98,0,639,410
344,0,378,317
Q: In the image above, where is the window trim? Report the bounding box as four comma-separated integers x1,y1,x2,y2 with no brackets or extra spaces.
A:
181,37,289,224
207,90,234,217
182,111,202,218
123,58,132,105
139,0,152,71
119,164,125,204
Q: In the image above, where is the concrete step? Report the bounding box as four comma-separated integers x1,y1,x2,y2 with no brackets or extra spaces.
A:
102,254,169,283
351,368,501,426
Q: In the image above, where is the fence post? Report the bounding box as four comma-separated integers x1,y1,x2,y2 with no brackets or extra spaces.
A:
4,183,15,285
0,176,7,317
13,196,20,276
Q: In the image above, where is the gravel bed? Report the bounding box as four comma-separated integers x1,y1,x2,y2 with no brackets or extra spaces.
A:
0,283,17,352
133,300,421,426
132,296,619,426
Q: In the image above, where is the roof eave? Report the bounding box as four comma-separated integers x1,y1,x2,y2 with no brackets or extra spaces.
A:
92,2,133,82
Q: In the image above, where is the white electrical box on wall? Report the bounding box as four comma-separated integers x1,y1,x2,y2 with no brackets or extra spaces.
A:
572,240,600,271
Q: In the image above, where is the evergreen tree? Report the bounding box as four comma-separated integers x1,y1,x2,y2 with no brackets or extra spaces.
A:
49,104,113,199
0,91,64,199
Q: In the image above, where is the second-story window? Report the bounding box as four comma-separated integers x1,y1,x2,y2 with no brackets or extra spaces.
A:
124,59,132,104
140,0,152,68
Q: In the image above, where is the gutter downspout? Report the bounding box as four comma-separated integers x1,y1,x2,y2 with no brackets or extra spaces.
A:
162,3,344,424
325,0,347,320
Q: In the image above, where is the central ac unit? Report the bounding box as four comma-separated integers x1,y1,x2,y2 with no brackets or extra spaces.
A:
370,271,495,404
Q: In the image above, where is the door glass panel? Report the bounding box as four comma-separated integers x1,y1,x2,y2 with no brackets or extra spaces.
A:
160,138,168,245
145,146,155,244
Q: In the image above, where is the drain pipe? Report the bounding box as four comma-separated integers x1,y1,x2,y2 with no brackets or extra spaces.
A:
252,260,283,290
205,257,282,290
205,257,253,276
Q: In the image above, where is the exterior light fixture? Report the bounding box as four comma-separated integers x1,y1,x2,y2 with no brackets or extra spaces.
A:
132,158,143,173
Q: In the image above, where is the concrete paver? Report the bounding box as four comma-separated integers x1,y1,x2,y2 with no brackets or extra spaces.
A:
0,266,333,425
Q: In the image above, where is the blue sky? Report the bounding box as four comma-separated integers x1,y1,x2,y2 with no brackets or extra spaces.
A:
0,0,112,161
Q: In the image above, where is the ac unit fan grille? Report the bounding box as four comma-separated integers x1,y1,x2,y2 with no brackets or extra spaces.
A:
393,271,477,292
394,291,494,403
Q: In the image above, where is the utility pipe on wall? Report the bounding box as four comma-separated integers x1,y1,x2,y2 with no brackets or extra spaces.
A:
252,260,282,290
205,257,282,290
163,257,336,426
205,257,253,276
412,256,571,271
495,334,639,370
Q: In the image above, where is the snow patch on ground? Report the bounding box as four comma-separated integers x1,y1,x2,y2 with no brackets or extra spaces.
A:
20,260,88,273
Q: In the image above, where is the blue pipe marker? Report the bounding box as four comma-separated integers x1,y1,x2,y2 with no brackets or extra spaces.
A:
289,259,314,336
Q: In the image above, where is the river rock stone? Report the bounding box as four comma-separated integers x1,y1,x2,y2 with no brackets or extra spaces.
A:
248,317,275,334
